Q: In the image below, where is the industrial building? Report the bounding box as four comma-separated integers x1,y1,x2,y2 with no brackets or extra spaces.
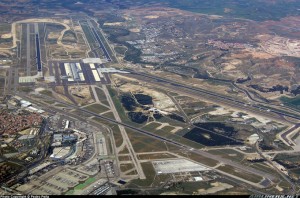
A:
65,120,70,129
20,100,32,108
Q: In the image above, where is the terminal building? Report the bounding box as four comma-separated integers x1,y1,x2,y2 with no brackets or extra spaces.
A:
64,63,85,82
52,134,77,146
50,146,72,161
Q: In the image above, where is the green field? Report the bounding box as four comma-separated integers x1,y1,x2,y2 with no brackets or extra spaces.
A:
129,162,169,187
119,146,129,154
217,165,263,183
74,177,96,190
114,46,127,56
126,129,169,153
120,163,135,172
142,124,172,135
207,149,245,163
55,103,67,108
84,104,110,114
44,100,55,104
174,151,218,167
80,23,96,46
280,96,300,110
102,111,115,119
62,30,77,44
161,125,175,133
95,87,108,101
39,90,53,97
118,155,131,161
0,24,10,34
142,122,162,131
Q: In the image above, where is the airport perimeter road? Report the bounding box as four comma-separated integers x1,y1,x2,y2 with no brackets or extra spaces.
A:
101,85,146,179
124,71,300,123
18,93,277,185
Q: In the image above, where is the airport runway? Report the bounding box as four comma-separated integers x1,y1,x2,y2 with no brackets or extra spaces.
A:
26,24,31,76
101,85,146,179
35,24,42,73
124,71,300,123
18,92,277,183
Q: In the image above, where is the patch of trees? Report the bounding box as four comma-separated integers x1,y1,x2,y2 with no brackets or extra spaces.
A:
120,94,137,111
168,113,185,123
249,84,288,94
128,112,148,124
236,76,251,84
291,86,300,96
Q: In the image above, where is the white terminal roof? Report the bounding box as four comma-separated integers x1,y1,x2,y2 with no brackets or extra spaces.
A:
21,100,32,107
97,68,130,74
25,106,45,114
194,177,203,181
19,76,37,83
152,159,210,174
50,147,71,159
247,134,260,144
82,58,102,64
20,100,31,104
29,162,51,175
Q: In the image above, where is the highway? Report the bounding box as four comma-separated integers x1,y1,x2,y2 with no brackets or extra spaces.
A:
124,71,300,122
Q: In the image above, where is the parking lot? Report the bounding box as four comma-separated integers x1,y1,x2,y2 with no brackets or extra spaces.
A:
30,168,89,195
152,159,211,174
77,158,99,176
104,161,116,178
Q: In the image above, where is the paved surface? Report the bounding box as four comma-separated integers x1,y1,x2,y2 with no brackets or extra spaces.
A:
125,71,300,123
152,159,210,174
26,24,31,76
102,85,146,179
19,92,276,183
